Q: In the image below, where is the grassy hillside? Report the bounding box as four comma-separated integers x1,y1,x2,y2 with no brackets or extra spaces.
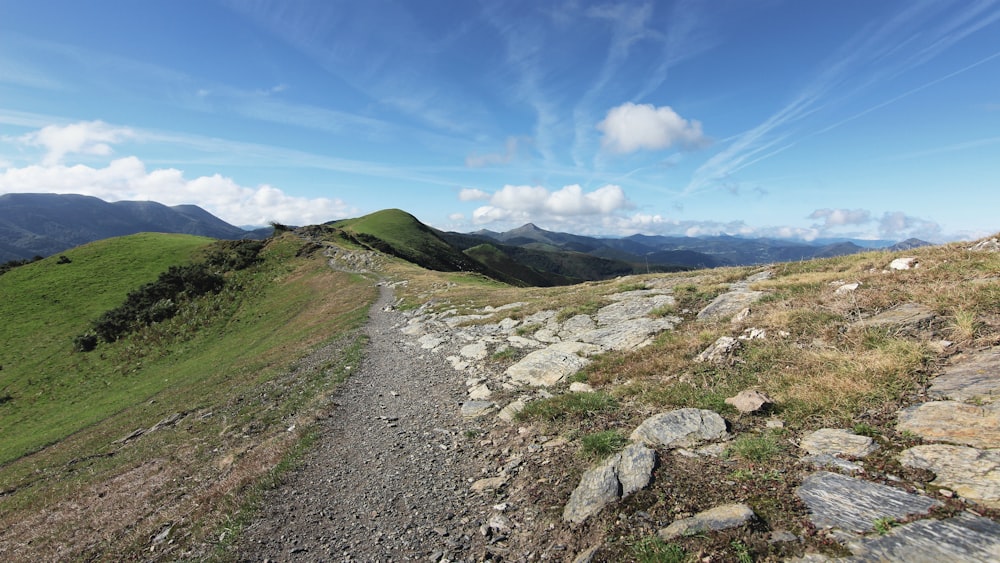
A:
0,233,376,559
330,208,486,274
0,232,215,462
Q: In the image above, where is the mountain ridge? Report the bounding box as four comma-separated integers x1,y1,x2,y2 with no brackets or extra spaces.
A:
0,193,269,262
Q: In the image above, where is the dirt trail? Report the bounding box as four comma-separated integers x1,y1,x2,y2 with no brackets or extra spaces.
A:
234,283,491,561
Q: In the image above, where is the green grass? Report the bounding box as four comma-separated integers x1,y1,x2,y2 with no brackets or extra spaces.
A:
0,233,214,464
515,391,618,422
579,430,628,459
726,432,782,463
0,234,377,557
629,536,686,563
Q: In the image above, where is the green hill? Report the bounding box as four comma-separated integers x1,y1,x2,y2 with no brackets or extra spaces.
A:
329,209,487,274
0,232,375,557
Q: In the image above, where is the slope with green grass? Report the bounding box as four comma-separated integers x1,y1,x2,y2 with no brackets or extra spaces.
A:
0,232,376,559
330,208,486,274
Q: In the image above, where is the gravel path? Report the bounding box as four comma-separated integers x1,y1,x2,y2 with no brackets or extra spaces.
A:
234,283,491,562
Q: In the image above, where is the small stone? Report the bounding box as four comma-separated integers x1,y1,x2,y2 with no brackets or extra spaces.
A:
658,503,755,539
468,383,492,400
562,464,620,524
461,401,498,419
498,399,526,422
471,475,509,493
889,257,918,270
725,389,774,414
569,382,594,393
695,336,740,364
835,282,861,294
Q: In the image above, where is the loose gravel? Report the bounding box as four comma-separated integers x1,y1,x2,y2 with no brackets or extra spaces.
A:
234,283,492,562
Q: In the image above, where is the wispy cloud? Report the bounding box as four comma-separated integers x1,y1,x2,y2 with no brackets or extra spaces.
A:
683,1,1000,196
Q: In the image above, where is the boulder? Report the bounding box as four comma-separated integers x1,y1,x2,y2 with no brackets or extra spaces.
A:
563,443,656,524
630,408,727,449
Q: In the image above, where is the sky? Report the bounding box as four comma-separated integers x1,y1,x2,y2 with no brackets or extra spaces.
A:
1,1,999,243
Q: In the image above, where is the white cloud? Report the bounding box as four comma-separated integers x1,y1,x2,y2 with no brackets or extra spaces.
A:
471,184,633,225
18,120,135,165
808,208,872,228
458,188,491,201
597,102,708,153
878,211,941,240
0,157,354,226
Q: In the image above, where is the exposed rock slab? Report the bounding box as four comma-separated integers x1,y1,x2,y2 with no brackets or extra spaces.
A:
563,444,657,524
799,428,878,458
658,503,755,540
843,512,1000,563
852,303,936,334
697,290,766,322
928,348,1000,404
596,294,674,325
969,238,1000,252
578,317,678,351
630,408,727,449
896,401,1000,449
899,445,1000,508
796,472,940,533
505,341,601,386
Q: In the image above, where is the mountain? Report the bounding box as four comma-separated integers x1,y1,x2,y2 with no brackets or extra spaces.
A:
887,238,933,251
325,209,686,286
475,224,923,267
0,193,268,262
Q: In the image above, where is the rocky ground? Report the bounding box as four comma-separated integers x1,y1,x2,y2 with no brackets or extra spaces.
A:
233,241,1000,562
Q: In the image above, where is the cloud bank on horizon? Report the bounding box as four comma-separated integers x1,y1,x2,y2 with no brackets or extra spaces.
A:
1,1,998,242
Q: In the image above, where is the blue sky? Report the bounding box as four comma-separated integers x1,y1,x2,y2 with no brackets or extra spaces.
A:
1,0,998,242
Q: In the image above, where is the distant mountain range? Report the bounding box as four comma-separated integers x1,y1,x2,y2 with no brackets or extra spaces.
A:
0,193,269,262
465,223,930,269
0,195,932,283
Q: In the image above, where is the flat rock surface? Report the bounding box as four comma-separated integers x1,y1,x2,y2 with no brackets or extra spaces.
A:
505,341,600,386
799,428,878,458
852,303,936,333
232,286,489,561
928,348,1000,403
796,472,940,534
843,512,1000,563
899,444,1000,508
896,401,1000,449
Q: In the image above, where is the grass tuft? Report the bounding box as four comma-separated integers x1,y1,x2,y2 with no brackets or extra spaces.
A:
579,430,628,459
515,392,618,422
